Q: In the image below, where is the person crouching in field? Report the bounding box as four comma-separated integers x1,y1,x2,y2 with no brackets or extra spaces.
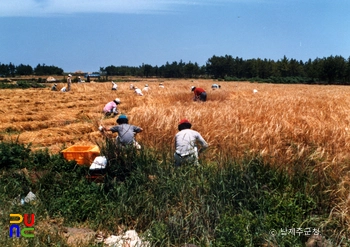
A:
51,83,58,91
174,119,208,167
191,86,207,102
112,81,118,90
211,84,221,89
101,115,143,150
103,98,121,117
142,84,150,92
134,87,143,96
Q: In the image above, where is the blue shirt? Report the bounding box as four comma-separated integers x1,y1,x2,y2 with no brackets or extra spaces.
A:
110,124,142,145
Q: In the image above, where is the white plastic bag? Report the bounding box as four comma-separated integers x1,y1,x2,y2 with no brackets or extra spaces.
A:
89,156,107,170
24,191,36,203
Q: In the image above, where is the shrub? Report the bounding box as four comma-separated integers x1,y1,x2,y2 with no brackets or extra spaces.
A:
0,139,31,169
0,80,46,89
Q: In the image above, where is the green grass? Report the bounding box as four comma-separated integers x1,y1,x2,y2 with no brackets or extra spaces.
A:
0,80,46,89
0,139,347,246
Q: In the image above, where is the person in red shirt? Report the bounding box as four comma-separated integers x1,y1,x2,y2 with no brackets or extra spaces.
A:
191,86,207,102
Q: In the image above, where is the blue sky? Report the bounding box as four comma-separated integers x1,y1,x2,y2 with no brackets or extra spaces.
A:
0,0,349,73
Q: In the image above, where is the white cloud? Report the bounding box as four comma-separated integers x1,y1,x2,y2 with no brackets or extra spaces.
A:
0,0,170,17
0,0,263,17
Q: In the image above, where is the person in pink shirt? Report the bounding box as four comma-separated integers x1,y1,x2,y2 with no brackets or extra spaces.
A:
103,98,121,116
191,86,207,102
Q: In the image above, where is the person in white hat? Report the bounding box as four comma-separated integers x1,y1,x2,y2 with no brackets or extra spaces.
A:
211,84,221,89
67,74,72,91
142,84,150,92
103,98,121,116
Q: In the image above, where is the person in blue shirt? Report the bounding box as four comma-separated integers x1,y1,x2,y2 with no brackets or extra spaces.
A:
101,115,143,149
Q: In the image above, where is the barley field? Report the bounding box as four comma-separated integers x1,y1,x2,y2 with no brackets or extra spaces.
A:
2,79,350,164
1,78,350,233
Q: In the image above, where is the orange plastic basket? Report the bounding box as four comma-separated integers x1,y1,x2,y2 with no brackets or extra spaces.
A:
61,145,100,165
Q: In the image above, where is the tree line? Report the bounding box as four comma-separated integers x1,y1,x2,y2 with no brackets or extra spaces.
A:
2,54,350,84
0,63,63,77
104,55,350,84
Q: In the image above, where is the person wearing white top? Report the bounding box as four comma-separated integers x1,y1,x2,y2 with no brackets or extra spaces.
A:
174,119,208,167
142,84,150,92
67,74,72,91
134,87,143,96
112,81,118,90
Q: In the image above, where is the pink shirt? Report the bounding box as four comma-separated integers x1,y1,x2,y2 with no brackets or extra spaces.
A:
103,101,117,113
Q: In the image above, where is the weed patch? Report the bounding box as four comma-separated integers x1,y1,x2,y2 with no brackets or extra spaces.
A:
0,140,347,246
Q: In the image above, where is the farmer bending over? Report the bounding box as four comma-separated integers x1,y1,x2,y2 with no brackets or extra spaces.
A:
51,83,58,91
174,119,208,167
103,98,121,117
134,87,143,96
211,84,221,89
101,115,143,150
142,84,150,92
191,86,207,102
111,81,118,90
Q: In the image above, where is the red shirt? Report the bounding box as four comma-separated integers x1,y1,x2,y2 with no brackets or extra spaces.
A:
193,87,205,96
